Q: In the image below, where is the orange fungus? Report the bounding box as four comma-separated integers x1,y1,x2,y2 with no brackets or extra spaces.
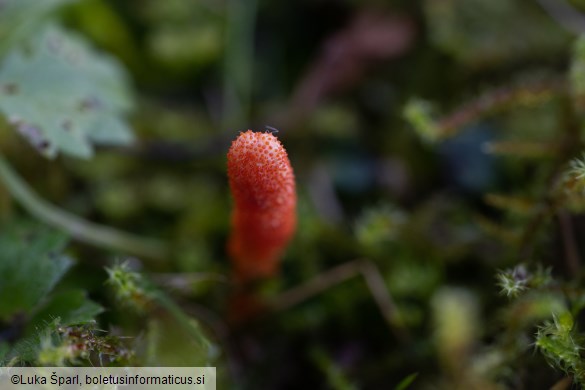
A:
227,130,296,281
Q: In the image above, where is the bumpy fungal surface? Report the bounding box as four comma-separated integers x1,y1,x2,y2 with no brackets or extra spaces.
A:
227,130,296,281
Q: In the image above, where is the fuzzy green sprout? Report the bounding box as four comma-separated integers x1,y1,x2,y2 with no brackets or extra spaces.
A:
535,312,585,384
496,265,529,298
403,99,440,143
106,261,153,312
569,154,585,182
105,261,217,364
560,153,585,211
496,265,553,298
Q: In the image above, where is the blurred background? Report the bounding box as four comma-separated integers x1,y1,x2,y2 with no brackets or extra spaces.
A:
2,0,585,389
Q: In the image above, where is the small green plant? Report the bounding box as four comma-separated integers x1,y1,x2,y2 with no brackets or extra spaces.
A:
106,262,153,312
536,312,585,383
0,0,213,370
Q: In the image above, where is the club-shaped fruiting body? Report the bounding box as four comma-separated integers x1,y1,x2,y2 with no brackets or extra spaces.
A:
227,130,296,281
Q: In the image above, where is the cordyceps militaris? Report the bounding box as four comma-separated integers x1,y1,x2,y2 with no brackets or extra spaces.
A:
227,129,297,283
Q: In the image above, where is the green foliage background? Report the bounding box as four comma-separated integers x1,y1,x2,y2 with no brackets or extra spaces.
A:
1,0,585,389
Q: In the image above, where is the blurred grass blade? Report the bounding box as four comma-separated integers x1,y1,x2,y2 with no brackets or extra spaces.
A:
394,373,418,390
0,152,168,261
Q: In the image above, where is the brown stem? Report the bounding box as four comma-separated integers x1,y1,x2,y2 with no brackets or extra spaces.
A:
519,92,583,261
549,376,573,390
270,259,410,342
437,80,565,138
271,261,362,311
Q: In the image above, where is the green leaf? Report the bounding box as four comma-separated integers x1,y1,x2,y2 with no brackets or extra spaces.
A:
0,23,134,159
144,317,217,367
394,373,418,390
0,0,78,56
26,290,103,333
0,223,72,320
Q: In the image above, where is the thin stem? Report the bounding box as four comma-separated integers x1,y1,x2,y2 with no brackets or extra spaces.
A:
271,261,361,310
0,152,169,261
549,376,573,390
271,259,410,342
359,260,404,336
519,92,582,261
437,80,564,139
